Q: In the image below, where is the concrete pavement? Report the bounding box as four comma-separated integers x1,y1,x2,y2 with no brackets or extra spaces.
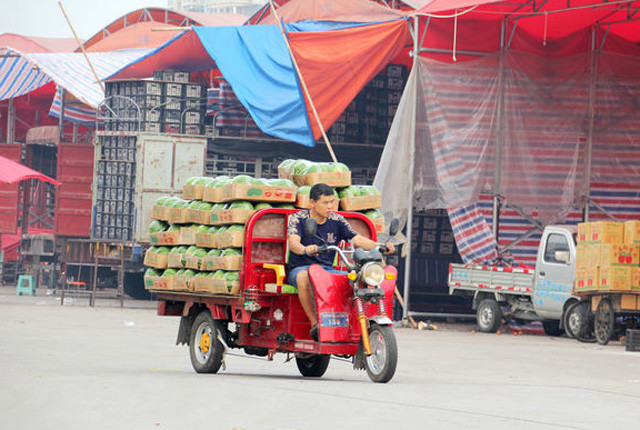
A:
0,288,638,430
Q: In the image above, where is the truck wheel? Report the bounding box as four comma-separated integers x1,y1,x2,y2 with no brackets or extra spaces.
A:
189,311,225,374
295,355,331,377
564,300,596,343
477,299,502,333
365,324,398,383
542,320,564,337
595,299,615,346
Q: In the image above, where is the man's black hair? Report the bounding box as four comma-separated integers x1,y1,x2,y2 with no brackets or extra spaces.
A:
310,183,334,201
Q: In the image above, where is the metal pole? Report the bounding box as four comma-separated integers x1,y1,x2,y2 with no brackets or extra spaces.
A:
7,98,15,143
584,27,598,222
58,2,105,93
403,15,420,321
493,21,507,240
268,0,338,163
119,244,124,308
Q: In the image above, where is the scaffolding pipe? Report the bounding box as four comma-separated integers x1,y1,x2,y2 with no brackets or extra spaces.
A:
403,15,420,321
7,98,15,143
584,27,598,221
493,21,507,240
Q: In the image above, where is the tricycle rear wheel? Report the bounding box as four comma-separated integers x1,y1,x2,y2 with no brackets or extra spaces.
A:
189,311,225,374
295,355,331,377
365,324,397,383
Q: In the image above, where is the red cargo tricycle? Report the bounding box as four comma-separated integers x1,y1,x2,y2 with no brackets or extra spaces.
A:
154,208,400,383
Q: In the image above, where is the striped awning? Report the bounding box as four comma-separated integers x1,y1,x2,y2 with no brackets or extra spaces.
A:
0,48,152,108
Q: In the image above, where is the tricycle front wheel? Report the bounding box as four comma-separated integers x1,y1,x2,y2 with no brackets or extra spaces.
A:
365,324,397,383
189,311,225,374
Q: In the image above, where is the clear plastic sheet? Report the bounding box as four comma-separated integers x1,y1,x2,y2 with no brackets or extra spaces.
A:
375,49,640,263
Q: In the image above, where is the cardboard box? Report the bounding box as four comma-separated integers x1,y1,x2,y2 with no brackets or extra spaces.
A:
202,187,223,203
149,226,197,245
624,220,640,244
167,252,187,269
589,221,624,244
278,167,293,180
620,294,638,311
193,277,226,294
184,254,201,270
195,232,217,248
183,183,204,200
293,171,351,188
200,255,220,271
168,207,190,224
339,194,382,211
576,244,587,268
577,223,589,244
630,268,640,291
143,250,168,269
574,268,587,292
144,275,160,290
221,183,297,203
154,274,191,291
218,255,243,271
595,243,640,266
210,208,256,225
216,229,245,248
295,194,312,209
585,267,599,291
599,265,631,291
187,208,210,225
151,205,170,221
370,217,385,234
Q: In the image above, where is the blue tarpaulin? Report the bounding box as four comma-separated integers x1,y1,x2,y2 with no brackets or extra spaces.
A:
193,26,314,146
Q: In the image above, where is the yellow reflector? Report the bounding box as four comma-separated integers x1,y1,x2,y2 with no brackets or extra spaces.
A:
347,271,358,281
385,272,396,280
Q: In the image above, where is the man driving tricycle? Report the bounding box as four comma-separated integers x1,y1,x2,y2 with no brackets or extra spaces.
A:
287,183,395,342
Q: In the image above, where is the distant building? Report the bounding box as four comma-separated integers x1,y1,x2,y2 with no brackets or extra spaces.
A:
168,0,263,15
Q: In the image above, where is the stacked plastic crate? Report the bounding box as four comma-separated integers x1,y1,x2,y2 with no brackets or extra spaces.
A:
94,134,137,241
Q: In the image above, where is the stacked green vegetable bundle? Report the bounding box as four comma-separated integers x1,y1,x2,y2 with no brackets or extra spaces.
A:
143,175,297,294
143,160,386,294
280,159,385,232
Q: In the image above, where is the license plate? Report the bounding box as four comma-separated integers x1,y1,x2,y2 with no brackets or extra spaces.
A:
320,312,349,327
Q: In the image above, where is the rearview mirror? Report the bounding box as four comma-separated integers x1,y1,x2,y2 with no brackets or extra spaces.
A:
389,218,400,237
555,250,570,264
303,218,318,237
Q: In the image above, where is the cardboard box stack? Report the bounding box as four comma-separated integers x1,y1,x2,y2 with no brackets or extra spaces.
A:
144,174,298,294
279,159,386,233
575,221,640,293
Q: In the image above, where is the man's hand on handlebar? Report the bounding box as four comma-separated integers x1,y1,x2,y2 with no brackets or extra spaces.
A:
303,244,319,256
380,242,396,254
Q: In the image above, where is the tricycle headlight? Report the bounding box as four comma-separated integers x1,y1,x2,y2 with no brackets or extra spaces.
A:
361,262,385,287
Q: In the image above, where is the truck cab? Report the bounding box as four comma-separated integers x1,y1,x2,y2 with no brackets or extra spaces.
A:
532,225,577,320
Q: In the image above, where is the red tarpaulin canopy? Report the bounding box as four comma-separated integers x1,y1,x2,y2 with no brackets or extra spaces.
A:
0,156,60,186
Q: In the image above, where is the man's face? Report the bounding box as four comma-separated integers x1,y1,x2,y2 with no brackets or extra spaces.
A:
310,194,335,219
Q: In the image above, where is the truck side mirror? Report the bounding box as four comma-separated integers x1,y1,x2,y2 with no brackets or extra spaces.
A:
389,218,400,237
303,218,318,237
555,250,570,264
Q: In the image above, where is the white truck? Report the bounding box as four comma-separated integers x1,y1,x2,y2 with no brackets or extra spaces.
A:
448,226,578,335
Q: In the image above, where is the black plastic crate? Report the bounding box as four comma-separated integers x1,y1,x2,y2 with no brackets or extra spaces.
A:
626,329,640,351
164,97,182,111
183,125,203,135
154,70,190,83
164,82,184,97
163,109,181,122
184,84,203,98
136,95,162,109
184,111,201,125
163,120,180,134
